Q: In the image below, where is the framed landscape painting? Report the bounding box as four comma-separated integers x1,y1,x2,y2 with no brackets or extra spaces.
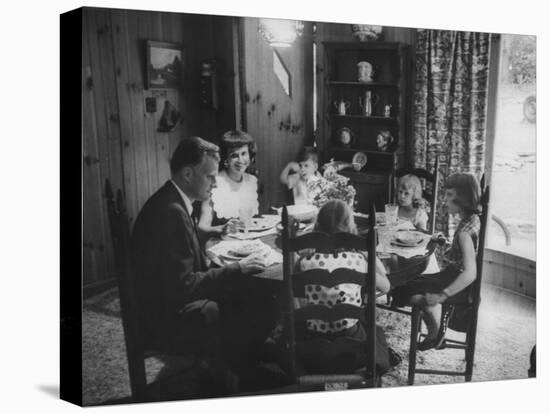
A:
146,40,184,89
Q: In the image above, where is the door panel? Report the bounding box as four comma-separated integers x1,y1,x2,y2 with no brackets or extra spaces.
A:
240,18,313,211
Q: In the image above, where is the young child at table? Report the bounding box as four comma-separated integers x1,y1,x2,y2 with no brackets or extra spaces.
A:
280,146,326,205
396,174,429,231
293,200,400,373
391,173,481,351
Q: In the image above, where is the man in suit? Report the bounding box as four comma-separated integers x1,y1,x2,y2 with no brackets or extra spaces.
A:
131,136,270,376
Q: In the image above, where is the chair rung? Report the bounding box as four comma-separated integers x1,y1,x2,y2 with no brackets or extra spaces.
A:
298,374,366,384
444,338,467,346
444,343,467,350
376,304,412,315
415,368,467,377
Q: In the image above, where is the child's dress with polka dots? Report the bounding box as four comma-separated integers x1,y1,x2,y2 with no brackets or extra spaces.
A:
298,251,367,334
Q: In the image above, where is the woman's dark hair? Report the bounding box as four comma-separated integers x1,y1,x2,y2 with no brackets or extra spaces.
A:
297,146,318,164
219,130,257,167
170,136,220,175
444,172,481,214
314,200,357,234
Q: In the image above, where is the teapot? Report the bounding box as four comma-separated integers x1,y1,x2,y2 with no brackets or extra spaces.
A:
358,91,379,116
357,61,374,82
334,99,351,115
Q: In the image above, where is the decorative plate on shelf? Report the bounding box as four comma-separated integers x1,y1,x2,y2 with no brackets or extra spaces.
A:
351,152,368,171
336,127,355,147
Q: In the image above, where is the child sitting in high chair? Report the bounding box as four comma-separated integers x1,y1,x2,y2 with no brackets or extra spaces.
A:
280,146,326,205
396,174,429,231
391,173,481,351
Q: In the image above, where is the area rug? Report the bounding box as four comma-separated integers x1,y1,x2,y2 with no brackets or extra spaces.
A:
82,284,535,405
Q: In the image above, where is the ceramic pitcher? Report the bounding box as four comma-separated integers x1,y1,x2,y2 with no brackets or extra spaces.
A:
334,99,351,115
358,91,379,116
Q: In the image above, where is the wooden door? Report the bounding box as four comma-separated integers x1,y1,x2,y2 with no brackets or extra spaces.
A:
239,18,314,211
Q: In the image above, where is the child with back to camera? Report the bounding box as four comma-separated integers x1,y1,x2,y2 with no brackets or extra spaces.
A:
391,173,481,351
280,146,326,205
294,199,400,373
396,174,429,231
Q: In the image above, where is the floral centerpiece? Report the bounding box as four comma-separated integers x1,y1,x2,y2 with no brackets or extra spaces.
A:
310,161,356,209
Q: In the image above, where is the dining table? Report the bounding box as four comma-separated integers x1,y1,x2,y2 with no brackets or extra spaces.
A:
205,214,438,291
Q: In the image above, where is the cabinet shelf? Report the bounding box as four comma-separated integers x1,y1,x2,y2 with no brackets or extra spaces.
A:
328,81,399,88
330,114,398,122
329,147,396,156
321,41,409,211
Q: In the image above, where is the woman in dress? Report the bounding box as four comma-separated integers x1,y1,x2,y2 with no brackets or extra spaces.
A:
198,130,260,235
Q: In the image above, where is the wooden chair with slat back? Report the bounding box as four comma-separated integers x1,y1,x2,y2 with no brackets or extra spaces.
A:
407,176,490,384
280,203,380,391
393,158,439,234
104,179,148,402
104,179,197,403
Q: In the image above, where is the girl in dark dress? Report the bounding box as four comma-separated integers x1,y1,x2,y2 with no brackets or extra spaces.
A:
391,173,481,351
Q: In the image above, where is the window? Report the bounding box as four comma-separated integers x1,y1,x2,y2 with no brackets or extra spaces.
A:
487,34,536,260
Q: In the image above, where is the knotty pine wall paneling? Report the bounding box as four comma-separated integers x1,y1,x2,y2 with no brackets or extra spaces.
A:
241,18,313,211
83,9,125,285
82,7,228,286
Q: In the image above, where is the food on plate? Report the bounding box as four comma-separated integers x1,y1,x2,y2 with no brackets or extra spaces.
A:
395,230,423,245
227,241,265,258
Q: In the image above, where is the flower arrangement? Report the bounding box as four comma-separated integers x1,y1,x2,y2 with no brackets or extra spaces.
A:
310,163,357,209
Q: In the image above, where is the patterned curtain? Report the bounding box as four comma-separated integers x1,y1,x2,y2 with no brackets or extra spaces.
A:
412,29,492,233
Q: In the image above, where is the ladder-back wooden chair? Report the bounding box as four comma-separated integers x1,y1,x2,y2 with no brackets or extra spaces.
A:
104,180,197,403
280,204,379,391
393,158,439,234
407,177,490,384
105,179,149,402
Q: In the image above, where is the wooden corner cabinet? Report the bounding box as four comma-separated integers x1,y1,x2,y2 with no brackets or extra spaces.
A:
319,41,409,212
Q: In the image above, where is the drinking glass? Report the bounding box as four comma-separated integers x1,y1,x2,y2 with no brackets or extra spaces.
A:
384,203,399,227
238,206,254,233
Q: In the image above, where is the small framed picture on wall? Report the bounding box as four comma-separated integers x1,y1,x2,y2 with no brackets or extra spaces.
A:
145,40,184,89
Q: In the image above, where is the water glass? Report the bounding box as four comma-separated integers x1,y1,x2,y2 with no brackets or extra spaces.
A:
238,206,254,232
384,203,399,227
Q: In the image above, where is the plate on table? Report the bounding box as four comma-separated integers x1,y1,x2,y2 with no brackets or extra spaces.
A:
245,216,279,232
391,230,425,247
220,241,269,261
276,222,307,232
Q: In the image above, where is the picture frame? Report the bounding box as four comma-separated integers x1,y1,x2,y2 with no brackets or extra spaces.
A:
146,40,184,89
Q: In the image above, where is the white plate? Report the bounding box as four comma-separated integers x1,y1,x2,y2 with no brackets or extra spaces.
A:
220,241,269,260
352,152,368,169
392,230,425,246
276,222,307,232
245,216,279,232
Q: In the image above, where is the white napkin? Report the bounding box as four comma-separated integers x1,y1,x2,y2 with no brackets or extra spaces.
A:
206,239,282,266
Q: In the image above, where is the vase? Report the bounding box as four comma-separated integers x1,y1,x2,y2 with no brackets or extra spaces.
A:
351,25,383,42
